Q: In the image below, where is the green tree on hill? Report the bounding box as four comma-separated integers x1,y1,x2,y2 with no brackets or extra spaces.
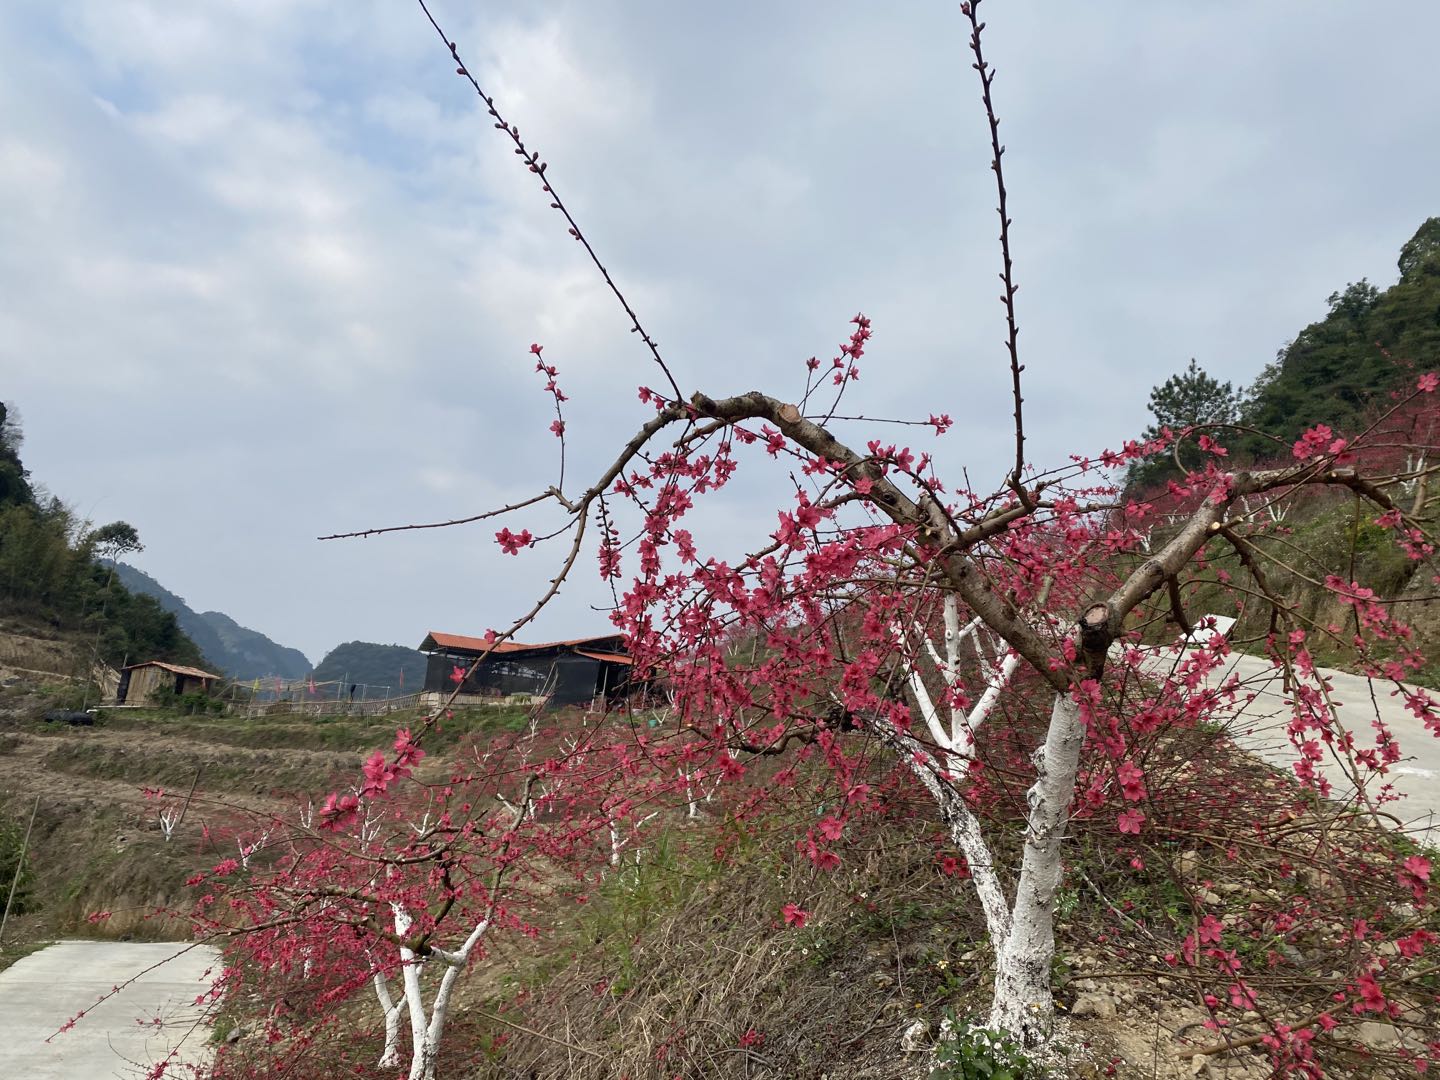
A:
0,404,207,670
1398,216,1440,280
86,521,143,562
0,402,34,509
1126,359,1242,489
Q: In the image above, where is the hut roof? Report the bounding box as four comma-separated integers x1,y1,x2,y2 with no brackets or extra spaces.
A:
418,631,624,656
124,660,222,680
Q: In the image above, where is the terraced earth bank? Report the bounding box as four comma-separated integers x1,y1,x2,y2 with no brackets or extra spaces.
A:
0,700,368,941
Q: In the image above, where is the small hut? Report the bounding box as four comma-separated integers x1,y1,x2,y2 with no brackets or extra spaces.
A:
116,660,222,705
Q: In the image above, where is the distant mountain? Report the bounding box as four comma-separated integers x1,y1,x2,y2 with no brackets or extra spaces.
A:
109,563,312,680
312,641,426,696
193,608,313,682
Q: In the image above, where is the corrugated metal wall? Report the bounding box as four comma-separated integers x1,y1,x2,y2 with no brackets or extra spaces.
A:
423,648,630,708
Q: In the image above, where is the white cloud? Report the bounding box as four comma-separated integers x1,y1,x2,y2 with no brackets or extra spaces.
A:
2,1,1437,661
0,138,65,199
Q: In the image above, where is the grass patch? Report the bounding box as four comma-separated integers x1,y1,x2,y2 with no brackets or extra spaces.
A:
91,704,534,754
464,812,994,1080
39,739,357,796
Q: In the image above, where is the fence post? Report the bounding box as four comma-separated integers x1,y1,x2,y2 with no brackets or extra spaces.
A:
171,765,204,835
0,794,41,947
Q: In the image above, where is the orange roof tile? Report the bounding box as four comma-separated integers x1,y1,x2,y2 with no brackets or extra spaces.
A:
419,631,625,656
574,649,633,665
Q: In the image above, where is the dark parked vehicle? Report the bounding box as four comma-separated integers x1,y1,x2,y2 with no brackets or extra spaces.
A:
42,709,95,726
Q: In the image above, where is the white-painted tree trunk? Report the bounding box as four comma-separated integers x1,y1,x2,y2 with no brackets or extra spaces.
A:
372,970,404,1069
389,902,493,1080
880,645,1086,1049
681,767,718,818
879,721,1012,944
1407,453,1429,514
392,906,432,1080
376,783,530,1077
608,809,660,866
988,692,1084,1045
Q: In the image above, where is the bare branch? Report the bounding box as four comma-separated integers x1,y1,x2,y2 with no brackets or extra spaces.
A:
962,0,1028,503
415,0,683,402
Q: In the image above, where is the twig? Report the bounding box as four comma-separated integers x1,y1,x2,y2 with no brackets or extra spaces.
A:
318,490,554,541
469,1005,605,1057
962,0,1028,504
171,764,204,835
415,0,683,404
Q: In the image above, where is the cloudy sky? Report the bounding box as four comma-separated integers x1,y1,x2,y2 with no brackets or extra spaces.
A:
3,1,1437,667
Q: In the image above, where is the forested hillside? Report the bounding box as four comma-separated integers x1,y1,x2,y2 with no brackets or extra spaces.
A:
311,640,426,694
1130,217,1439,487
1241,216,1440,456
0,403,205,670
1123,220,1440,679
109,563,311,681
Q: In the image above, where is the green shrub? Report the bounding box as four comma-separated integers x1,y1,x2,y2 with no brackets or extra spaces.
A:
143,685,222,714
178,690,223,715
40,679,101,712
930,1014,1042,1080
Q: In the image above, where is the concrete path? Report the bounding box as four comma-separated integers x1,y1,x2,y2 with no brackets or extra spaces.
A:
0,940,221,1079
1151,648,1440,840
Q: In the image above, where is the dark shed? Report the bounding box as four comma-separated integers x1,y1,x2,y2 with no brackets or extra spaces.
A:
417,631,640,709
